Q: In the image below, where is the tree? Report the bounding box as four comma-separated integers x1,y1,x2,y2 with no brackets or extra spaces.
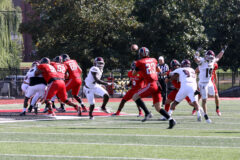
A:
20,0,139,76
0,0,22,68
203,0,240,71
132,0,208,64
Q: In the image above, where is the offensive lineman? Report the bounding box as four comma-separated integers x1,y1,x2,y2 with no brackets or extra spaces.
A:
83,57,114,119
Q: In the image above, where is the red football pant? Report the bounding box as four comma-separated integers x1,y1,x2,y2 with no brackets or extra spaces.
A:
45,80,68,102
65,78,82,96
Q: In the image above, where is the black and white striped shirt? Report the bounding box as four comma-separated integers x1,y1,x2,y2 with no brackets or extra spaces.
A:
158,63,169,79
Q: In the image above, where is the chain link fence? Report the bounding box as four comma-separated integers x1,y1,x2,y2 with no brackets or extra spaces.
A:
0,68,239,99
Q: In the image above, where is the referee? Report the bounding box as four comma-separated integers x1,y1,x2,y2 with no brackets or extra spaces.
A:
158,56,169,107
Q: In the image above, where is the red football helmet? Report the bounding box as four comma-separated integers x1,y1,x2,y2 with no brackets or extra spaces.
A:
94,57,105,69
204,50,215,61
40,57,50,64
181,59,191,67
138,47,149,58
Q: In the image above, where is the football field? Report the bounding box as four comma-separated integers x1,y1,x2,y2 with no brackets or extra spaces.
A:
0,98,239,160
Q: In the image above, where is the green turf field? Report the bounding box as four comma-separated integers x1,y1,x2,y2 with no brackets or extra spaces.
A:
0,100,239,160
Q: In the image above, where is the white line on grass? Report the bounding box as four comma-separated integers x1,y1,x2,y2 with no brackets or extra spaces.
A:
0,154,178,160
1,132,240,139
0,140,240,149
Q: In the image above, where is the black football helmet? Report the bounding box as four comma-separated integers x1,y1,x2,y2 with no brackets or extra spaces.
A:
170,59,180,69
138,47,149,59
40,57,50,64
181,59,191,67
94,57,105,70
61,54,70,62
53,56,63,63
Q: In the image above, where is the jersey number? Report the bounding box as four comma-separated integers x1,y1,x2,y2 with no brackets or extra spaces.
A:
206,68,213,78
146,63,156,74
49,65,56,73
57,65,66,73
69,62,77,71
183,69,196,78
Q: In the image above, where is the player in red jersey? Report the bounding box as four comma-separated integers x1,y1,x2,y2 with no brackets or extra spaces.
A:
212,63,221,116
132,47,175,129
61,54,87,112
35,57,81,116
112,62,144,116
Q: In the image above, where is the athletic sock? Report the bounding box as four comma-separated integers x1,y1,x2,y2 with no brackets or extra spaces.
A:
23,108,26,112
216,106,219,110
204,114,209,120
135,99,149,115
159,108,171,120
116,110,121,115
168,109,173,116
165,104,170,112
197,110,201,117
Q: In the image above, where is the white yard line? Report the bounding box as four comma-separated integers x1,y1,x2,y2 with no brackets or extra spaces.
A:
0,132,240,139
0,154,179,160
0,140,239,149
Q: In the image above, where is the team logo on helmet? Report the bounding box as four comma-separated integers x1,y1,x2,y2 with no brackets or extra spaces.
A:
94,57,105,70
204,50,215,61
138,47,149,58
40,57,50,64
170,59,180,69
53,56,63,63
61,54,70,62
181,59,191,67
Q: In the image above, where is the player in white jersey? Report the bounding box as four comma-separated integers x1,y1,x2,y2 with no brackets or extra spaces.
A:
21,61,39,94
168,59,204,122
83,57,114,119
20,62,47,116
194,46,227,122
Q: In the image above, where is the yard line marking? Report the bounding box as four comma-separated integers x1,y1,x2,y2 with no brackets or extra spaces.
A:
0,140,240,149
0,154,179,160
1,132,240,139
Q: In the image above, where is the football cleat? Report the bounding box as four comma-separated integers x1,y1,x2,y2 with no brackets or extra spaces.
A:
89,116,94,120
82,106,88,112
56,107,66,113
101,107,110,114
206,119,212,123
141,112,153,122
159,116,167,121
19,111,26,116
168,119,176,129
112,112,120,116
28,105,33,113
216,109,221,116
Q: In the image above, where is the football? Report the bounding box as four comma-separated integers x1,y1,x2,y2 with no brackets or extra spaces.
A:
131,44,138,52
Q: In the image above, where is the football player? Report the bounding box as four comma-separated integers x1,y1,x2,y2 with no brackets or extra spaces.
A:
132,47,175,129
212,63,221,116
83,57,114,119
112,61,144,117
35,57,81,116
194,46,227,122
62,54,87,112
168,60,203,122
160,59,196,120
19,61,47,116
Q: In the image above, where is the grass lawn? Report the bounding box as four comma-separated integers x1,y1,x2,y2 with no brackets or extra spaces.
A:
0,99,239,160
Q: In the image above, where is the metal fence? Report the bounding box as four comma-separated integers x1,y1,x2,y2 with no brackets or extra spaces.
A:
0,68,239,99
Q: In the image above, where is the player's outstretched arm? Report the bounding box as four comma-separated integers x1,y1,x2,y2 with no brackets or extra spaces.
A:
91,72,112,86
194,47,201,64
216,45,228,61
